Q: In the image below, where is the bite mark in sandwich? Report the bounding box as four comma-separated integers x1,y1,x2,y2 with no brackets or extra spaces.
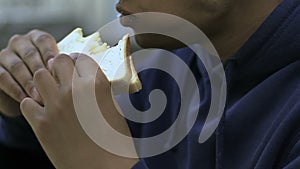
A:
57,28,142,94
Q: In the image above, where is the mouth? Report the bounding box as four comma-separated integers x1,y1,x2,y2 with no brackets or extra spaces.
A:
116,4,132,16
116,4,136,26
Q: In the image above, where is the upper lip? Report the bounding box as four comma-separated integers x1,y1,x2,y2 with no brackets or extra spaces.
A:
116,3,132,16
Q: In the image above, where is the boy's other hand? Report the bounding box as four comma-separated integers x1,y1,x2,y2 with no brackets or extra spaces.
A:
0,30,58,117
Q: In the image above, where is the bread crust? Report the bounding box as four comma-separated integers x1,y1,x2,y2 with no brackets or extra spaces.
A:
58,28,142,94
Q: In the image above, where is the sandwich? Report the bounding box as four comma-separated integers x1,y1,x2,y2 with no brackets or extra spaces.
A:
57,28,142,94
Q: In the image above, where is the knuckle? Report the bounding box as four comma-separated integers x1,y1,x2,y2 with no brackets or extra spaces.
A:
23,80,34,93
8,34,22,45
31,63,44,72
0,69,9,82
0,49,10,58
34,34,53,44
9,60,24,73
42,50,55,61
22,48,38,61
53,54,70,64
28,29,42,36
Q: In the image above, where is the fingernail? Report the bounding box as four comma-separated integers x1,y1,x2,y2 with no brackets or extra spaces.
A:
47,58,54,69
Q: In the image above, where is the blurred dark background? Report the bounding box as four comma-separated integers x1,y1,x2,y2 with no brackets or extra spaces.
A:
0,0,118,49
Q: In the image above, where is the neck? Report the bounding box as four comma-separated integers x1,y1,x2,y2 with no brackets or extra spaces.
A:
209,0,283,61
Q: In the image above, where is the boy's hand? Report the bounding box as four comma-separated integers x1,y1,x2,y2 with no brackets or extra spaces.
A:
20,54,138,169
0,30,58,117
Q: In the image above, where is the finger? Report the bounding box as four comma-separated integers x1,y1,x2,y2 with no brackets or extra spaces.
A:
9,35,46,73
74,54,110,92
74,54,99,77
69,53,79,62
47,51,78,72
52,54,75,86
20,97,44,129
0,66,26,102
29,30,58,68
33,69,59,104
0,50,41,101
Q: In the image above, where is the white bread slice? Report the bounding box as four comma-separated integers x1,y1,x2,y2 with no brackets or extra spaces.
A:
57,28,142,94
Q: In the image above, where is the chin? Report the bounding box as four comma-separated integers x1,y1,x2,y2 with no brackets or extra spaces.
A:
134,34,185,50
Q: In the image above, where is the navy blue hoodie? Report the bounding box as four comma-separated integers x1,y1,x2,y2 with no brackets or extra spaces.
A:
0,0,299,168
129,0,300,168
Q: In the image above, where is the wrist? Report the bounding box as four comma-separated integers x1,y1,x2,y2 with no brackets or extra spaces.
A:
50,135,138,169
85,139,139,169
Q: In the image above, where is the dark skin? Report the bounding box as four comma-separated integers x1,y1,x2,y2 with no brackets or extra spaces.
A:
117,0,282,60
0,0,282,168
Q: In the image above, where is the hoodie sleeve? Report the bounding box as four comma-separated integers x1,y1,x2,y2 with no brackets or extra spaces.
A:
0,114,41,150
0,114,55,168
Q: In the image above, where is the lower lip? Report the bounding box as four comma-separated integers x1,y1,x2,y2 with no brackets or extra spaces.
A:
119,14,136,26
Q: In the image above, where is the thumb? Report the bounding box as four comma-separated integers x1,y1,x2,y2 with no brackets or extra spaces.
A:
20,98,43,128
